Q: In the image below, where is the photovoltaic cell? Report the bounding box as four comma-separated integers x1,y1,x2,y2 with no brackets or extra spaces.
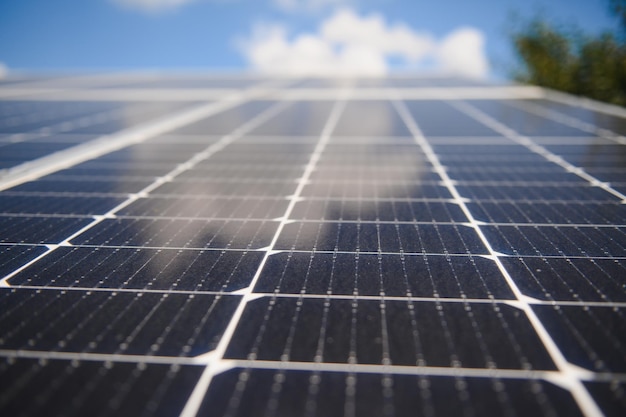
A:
0,101,121,133
8,247,264,291
517,99,626,136
443,165,584,182
405,100,501,136
0,289,240,356
274,222,488,253
301,181,451,198
469,100,595,136
53,161,178,177
501,257,626,301
585,382,626,417
150,180,297,197
226,297,556,368
482,225,626,257
119,196,290,219
533,305,626,373
6,177,156,194
70,218,279,249
0,216,94,244
255,252,513,298
456,184,619,201
199,369,584,417
289,200,468,222
0,245,48,277
466,201,626,224
0,358,203,417
0,195,127,215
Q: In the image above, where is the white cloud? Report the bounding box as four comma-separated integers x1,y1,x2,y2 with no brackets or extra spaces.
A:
237,8,489,78
0,63,7,79
238,22,386,76
111,0,197,13
436,27,489,79
320,9,433,62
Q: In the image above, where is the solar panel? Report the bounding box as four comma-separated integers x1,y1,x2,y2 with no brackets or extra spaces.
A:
0,75,625,417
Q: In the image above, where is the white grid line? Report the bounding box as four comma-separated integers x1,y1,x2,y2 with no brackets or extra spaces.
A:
4,349,625,383
0,99,295,287
18,213,626,228
505,99,626,145
178,95,349,417
0,79,292,192
392,97,605,417
4,286,626,307
2,242,626,259
0,80,625,415
450,100,626,204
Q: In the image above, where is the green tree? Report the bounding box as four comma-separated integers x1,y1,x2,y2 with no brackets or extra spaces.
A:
512,20,579,93
577,34,626,104
512,2,626,105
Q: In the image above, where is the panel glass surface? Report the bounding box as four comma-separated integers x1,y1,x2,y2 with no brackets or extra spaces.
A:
0,76,625,417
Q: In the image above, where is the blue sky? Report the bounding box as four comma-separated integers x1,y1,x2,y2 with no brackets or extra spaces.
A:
0,0,619,79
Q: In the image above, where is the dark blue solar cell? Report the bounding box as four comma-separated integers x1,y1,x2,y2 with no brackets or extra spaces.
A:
10,247,263,291
199,369,583,417
0,289,240,356
7,178,154,194
502,256,626,302
290,200,467,222
405,101,501,136
275,222,488,254
0,358,203,417
0,195,126,215
0,245,48,278
55,160,176,177
70,218,279,249
0,142,76,160
226,298,555,369
445,167,584,182
0,216,93,244
301,181,451,198
469,100,592,136
457,184,618,202
467,201,626,224
527,98,626,136
584,381,626,417
150,180,296,197
119,196,289,219
0,101,121,133
533,305,626,372
482,225,626,257
255,252,512,298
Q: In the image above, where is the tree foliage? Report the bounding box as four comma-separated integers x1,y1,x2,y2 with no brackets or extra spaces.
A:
512,3,626,105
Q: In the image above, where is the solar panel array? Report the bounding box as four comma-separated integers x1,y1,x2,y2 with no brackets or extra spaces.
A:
0,75,625,417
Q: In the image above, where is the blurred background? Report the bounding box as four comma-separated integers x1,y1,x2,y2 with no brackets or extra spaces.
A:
0,0,624,102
